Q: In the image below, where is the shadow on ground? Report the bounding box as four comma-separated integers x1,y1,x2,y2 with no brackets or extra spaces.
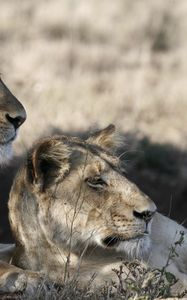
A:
1,129,187,242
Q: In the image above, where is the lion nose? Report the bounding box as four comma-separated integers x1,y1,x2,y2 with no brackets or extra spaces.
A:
133,209,156,223
6,113,26,130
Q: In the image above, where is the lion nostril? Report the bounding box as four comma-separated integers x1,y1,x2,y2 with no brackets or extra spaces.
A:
6,113,26,130
133,210,155,222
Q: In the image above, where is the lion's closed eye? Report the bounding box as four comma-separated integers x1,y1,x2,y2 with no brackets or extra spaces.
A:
85,176,107,190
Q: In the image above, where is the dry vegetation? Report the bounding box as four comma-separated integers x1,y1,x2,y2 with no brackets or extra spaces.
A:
1,0,187,227
1,0,187,148
0,0,187,298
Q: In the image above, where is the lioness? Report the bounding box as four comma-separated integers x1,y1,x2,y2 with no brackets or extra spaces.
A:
0,78,26,163
1,125,186,294
0,77,27,292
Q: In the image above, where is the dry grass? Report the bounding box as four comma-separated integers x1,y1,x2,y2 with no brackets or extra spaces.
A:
0,0,187,150
0,1,187,298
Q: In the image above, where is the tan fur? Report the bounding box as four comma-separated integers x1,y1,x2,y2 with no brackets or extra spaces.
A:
0,78,27,292
0,125,187,294
0,78,26,164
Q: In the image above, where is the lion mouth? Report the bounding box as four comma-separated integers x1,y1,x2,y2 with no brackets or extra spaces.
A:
102,236,121,247
102,234,146,248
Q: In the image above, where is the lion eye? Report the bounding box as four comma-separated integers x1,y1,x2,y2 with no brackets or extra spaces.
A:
85,176,107,189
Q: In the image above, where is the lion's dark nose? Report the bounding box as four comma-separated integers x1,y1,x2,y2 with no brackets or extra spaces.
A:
133,210,156,223
6,113,26,130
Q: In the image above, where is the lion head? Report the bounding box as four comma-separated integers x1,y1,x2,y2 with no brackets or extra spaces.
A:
0,78,26,164
9,125,156,281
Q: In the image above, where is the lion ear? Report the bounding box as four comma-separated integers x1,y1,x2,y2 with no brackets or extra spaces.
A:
27,138,71,192
87,124,122,152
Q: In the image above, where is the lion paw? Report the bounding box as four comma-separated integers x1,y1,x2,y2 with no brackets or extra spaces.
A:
0,271,27,293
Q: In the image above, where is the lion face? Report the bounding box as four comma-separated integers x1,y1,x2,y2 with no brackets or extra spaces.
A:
47,150,156,259
9,125,156,269
0,78,26,163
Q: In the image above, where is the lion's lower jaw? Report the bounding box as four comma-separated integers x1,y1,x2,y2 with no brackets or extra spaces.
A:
116,235,151,260
0,144,13,165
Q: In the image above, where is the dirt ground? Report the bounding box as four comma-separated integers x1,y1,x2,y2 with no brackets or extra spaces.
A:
0,0,187,242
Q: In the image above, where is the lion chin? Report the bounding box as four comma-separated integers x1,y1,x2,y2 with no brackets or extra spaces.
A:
0,143,13,165
116,235,151,260
95,234,152,260
99,234,151,260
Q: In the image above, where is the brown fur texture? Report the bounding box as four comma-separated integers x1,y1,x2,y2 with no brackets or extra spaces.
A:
1,125,187,294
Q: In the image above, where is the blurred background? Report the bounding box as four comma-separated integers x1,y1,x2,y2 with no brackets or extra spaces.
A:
1,0,187,241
